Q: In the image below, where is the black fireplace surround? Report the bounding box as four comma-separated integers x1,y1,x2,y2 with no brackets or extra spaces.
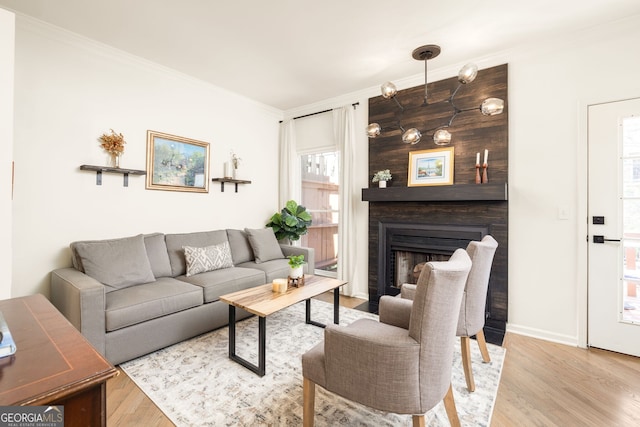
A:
364,64,509,344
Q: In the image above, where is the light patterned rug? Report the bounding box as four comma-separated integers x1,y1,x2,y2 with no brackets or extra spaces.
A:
120,300,505,426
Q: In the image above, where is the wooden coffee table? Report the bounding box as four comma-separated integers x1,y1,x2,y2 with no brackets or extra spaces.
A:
219,275,346,376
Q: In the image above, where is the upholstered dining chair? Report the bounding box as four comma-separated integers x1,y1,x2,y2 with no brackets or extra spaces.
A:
301,248,471,427
399,235,499,392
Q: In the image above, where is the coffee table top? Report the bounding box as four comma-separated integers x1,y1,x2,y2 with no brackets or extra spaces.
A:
219,275,346,317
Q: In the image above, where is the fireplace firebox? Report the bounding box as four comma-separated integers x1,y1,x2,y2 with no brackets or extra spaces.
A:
379,222,488,297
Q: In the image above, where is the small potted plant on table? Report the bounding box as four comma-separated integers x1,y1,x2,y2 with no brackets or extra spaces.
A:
288,254,305,279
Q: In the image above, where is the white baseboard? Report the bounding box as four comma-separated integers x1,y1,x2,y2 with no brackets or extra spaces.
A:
506,323,580,347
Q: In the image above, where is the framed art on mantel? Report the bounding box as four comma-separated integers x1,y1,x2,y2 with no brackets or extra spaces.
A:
408,147,454,186
146,130,210,193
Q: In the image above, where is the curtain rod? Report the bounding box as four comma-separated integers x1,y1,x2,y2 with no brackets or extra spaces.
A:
279,102,359,123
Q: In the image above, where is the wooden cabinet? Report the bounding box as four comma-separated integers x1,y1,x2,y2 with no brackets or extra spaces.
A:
0,294,117,426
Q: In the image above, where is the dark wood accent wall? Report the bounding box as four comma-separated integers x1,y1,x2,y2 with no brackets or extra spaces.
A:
365,64,508,344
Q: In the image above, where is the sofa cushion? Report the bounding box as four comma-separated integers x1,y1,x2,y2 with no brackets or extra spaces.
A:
143,233,172,278
244,228,284,263
226,229,254,264
73,234,156,292
165,230,228,277
237,259,292,283
184,242,234,276
105,277,203,332
177,267,266,303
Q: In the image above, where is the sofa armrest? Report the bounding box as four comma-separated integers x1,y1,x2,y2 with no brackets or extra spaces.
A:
50,268,106,355
280,244,315,274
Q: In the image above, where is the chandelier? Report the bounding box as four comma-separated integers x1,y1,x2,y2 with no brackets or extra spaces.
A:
366,44,505,145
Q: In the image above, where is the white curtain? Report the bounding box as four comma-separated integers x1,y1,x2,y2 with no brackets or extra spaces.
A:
278,119,300,208
333,105,357,296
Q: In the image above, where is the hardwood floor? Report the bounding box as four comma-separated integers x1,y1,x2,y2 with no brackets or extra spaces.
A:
493,332,640,426
106,294,640,426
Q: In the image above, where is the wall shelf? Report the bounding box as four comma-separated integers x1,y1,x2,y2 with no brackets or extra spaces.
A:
361,182,508,202
212,178,252,193
80,165,146,187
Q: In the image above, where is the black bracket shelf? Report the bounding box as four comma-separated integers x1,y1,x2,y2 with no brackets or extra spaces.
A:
80,165,146,187
212,178,252,193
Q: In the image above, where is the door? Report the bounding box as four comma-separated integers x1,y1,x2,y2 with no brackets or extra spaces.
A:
588,98,640,357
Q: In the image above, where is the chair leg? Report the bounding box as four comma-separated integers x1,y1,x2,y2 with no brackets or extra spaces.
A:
443,383,461,427
476,329,491,363
303,377,315,427
460,336,475,392
412,414,425,427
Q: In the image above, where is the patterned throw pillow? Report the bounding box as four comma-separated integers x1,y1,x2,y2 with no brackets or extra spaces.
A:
183,241,234,277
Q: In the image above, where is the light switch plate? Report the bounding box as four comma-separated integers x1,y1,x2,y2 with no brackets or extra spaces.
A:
558,206,569,220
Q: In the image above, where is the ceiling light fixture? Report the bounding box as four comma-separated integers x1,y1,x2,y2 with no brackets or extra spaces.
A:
366,44,505,145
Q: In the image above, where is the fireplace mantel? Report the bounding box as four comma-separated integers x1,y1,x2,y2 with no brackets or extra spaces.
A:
361,182,507,203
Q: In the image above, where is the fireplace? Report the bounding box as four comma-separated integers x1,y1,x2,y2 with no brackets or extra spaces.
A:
364,64,508,344
378,222,488,297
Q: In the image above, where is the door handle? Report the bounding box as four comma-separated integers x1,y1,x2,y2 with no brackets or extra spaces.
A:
593,235,621,243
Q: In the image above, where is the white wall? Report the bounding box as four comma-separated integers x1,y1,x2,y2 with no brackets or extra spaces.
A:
11,16,282,297
507,15,640,345
286,14,640,344
0,8,14,299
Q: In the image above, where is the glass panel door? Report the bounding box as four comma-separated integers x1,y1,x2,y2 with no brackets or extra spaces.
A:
622,116,640,323
300,152,340,276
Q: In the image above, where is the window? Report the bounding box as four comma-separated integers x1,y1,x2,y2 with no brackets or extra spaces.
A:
300,151,340,276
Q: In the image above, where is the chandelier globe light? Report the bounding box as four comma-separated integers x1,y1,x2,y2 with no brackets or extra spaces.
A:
402,128,422,145
367,44,505,145
433,128,452,145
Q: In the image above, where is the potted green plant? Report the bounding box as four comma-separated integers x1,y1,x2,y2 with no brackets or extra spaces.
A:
288,254,305,278
372,169,392,188
266,200,312,243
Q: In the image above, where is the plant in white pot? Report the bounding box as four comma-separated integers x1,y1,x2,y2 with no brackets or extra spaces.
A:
288,254,306,279
372,169,392,188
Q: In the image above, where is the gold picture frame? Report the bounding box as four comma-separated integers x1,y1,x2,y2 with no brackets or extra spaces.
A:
146,130,210,193
408,147,454,186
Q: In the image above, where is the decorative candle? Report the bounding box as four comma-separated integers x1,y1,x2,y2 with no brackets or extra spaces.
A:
273,278,287,293
476,152,480,165
484,149,488,165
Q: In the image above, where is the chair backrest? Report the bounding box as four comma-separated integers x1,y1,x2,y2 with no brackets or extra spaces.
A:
457,235,499,337
408,248,471,411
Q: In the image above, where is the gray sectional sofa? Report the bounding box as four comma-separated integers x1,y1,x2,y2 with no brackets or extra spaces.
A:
50,228,314,365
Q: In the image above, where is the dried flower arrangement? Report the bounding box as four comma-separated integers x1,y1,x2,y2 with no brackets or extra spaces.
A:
230,150,241,169
98,129,126,155
372,169,392,182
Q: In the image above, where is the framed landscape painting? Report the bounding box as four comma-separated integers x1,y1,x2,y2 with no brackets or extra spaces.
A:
146,131,210,193
408,147,454,186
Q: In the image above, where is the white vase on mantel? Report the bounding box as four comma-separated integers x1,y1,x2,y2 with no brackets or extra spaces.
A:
378,180,387,188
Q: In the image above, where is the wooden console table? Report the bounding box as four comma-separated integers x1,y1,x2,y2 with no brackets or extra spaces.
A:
0,294,117,426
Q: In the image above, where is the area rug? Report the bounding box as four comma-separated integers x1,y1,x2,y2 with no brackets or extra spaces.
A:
120,300,505,426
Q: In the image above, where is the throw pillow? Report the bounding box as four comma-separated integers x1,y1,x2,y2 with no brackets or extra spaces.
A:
165,230,228,277
226,229,254,264
74,234,156,291
183,241,234,276
244,228,284,264
143,233,172,278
